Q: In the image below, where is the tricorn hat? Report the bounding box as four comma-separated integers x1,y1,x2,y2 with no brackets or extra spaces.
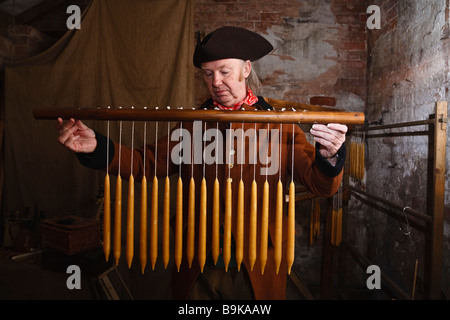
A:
193,26,273,68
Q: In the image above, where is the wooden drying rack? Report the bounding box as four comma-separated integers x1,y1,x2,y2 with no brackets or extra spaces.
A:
322,101,447,300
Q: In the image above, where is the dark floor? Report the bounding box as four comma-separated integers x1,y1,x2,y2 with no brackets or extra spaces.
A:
0,246,389,300
0,246,174,300
0,246,310,300
0,248,92,299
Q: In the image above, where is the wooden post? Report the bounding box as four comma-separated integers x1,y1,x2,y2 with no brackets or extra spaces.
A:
428,101,447,299
320,197,335,299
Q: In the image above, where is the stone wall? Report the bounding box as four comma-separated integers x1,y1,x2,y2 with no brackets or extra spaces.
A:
347,0,450,299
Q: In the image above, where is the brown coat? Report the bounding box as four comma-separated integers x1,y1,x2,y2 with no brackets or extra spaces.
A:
104,98,344,299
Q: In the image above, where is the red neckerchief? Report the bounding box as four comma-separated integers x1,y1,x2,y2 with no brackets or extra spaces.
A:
213,88,258,110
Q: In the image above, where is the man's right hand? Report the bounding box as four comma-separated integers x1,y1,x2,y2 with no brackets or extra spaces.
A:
56,118,97,153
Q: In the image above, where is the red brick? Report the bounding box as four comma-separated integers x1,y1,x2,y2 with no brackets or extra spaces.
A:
341,31,367,42
347,22,369,32
332,4,367,14
339,50,366,60
247,12,260,21
341,59,366,69
332,0,364,4
254,21,277,33
195,3,221,12
260,12,281,22
340,68,366,79
334,78,366,98
310,96,337,107
384,4,398,26
335,13,365,26
384,16,398,34
228,21,255,31
338,41,366,51
382,0,398,13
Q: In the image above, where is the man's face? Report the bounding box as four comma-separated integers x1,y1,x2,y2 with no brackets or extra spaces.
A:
201,59,251,108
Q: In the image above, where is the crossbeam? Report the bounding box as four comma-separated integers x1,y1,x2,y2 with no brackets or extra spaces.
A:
33,107,365,125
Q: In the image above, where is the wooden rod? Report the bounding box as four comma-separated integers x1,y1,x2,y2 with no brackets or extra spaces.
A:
342,240,411,300
33,107,365,125
347,186,431,223
364,119,434,131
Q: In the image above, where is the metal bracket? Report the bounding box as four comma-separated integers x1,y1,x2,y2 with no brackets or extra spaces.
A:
438,114,448,130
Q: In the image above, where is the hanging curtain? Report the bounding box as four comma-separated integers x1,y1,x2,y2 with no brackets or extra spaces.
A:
3,0,195,217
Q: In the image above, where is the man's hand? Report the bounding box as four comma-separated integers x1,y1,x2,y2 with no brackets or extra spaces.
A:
56,118,97,153
310,123,348,166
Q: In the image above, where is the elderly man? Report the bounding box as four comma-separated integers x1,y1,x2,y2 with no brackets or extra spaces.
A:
57,26,347,300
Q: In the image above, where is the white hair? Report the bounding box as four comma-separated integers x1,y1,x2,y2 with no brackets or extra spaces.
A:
244,61,261,95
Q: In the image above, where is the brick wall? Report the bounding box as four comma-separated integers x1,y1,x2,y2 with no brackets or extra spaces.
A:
194,0,368,112
0,25,54,72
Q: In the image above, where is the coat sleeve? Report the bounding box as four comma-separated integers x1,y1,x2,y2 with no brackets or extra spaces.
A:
76,126,180,181
76,131,114,170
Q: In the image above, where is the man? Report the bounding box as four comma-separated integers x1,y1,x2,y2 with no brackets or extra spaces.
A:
57,26,347,299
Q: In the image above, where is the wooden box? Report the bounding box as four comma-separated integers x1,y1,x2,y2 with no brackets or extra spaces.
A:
41,215,101,255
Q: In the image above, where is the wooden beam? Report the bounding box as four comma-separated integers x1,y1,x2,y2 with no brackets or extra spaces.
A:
289,267,314,300
428,101,447,299
320,197,335,299
33,107,366,125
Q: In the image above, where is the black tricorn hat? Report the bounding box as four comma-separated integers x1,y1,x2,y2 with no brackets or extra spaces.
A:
193,26,273,68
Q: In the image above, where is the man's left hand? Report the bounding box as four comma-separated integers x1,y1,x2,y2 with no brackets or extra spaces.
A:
310,123,348,166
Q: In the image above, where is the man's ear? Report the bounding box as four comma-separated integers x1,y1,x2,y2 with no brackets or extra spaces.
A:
243,60,252,79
